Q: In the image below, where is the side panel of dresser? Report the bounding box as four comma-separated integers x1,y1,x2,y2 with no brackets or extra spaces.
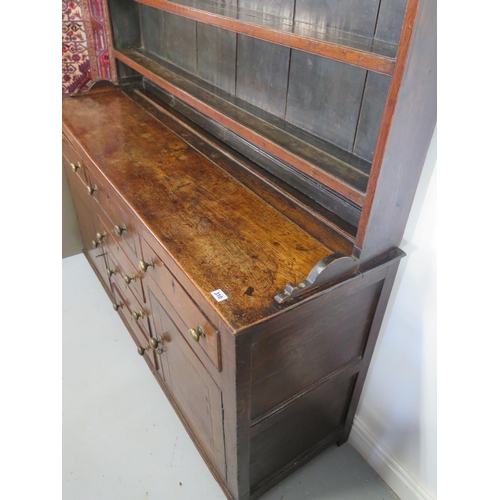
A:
62,130,235,498
232,255,402,499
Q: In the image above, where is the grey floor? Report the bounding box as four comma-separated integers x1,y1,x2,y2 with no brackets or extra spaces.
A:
63,253,399,500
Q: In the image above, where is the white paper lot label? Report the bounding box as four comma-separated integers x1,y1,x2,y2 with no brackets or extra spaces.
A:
211,289,228,302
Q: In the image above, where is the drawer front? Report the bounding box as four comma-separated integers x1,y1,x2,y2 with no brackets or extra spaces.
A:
106,244,145,307
85,164,105,205
141,236,221,371
112,283,156,367
147,280,226,479
68,182,110,292
62,134,87,188
99,210,145,303
99,186,141,264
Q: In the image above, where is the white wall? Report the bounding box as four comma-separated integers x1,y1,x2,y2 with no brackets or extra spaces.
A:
350,128,437,500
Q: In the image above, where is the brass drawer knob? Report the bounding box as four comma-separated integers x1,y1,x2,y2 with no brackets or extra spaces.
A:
137,345,150,356
114,224,127,237
86,185,97,196
132,310,145,321
93,237,104,248
106,267,116,277
96,232,107,243
139,258,154,273
188,325,205,343
188,328,199,342
124,274,136,285
71,162,81,172
112,302,122,311
149,337,162,349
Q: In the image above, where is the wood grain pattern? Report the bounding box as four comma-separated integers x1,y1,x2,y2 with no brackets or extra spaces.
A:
129,86,358,247
62,90,343,331
136,83,364,228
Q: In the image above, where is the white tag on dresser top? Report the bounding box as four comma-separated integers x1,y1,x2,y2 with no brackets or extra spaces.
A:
211,289,228,302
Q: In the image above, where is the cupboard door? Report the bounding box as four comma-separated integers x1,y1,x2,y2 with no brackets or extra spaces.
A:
147,282,226,479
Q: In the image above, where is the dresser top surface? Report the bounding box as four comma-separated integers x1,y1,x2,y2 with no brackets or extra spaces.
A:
63,89,349,331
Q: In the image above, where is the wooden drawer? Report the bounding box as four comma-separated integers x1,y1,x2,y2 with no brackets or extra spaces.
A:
65,175,111,292
112,283,155,368
62,133,87,188
106,243,145,306
85,164,105,205
140,236,221,371
99,184,141,264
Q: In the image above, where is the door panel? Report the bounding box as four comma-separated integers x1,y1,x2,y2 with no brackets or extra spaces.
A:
147,280,226,479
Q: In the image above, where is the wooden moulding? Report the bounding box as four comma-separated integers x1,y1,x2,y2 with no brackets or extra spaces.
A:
135,0,396,76
113,48,367,206
355,0,422,252
274,253,359,304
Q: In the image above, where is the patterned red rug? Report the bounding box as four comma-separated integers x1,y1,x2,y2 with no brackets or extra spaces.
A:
62,1,116,94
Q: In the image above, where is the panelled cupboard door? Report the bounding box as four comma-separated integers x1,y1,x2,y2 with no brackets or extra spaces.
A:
147,279,226,480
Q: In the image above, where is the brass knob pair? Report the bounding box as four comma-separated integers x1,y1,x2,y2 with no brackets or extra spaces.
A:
137,337,163,356
188,325,205,343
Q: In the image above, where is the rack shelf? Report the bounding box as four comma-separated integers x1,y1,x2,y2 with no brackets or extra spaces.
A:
114,47,370,206
136,0,397,75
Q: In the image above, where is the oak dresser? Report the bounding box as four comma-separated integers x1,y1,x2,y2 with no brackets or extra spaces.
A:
62,1,436,499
